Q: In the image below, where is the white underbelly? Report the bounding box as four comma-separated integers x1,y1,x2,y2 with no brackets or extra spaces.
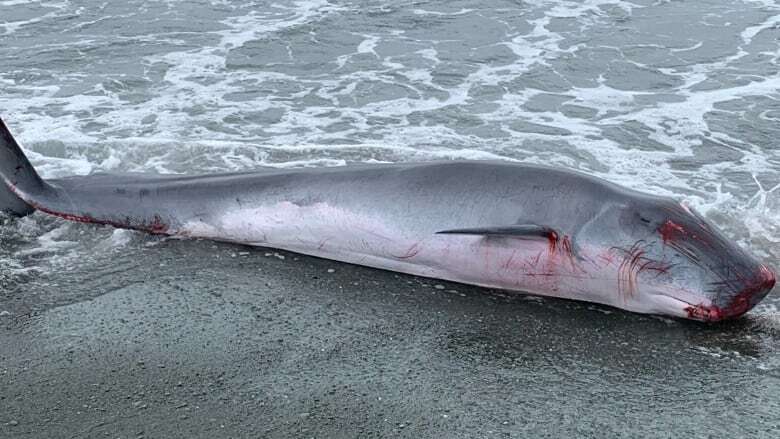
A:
179,201,608,300
175,201,693,318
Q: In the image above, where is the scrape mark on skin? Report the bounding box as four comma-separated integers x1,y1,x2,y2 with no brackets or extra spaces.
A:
560,235,581,272
658,219,702,265
317,237,332,250
393,241,421,260
611,240,673,302
616,241,645,300
354,225,393,242
530,251,543,269
598,252,616,266
501,249,520,271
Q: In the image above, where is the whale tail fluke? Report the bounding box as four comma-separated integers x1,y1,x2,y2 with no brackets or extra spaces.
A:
0,117,48,216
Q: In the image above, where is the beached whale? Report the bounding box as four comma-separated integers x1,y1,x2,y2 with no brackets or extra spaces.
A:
0,118,774,321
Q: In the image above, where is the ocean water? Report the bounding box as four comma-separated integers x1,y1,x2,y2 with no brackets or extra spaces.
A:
1,0,780,436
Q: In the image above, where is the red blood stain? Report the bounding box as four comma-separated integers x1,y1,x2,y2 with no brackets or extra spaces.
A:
659,216,714,248
527,231,585,286
6,182,170,234
146,214,168,234
34,203,170,235
686,265,776,321
659,219,685,243
546,230,558,254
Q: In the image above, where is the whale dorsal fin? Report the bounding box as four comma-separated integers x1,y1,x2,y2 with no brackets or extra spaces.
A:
436,224,556,239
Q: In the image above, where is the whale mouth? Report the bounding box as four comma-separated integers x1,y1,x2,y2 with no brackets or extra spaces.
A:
651,295,724,322
656,264,776,322
692,264,776,322
684,301,757,322
683,303,727,322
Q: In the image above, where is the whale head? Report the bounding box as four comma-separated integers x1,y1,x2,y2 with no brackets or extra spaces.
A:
588,197,775,321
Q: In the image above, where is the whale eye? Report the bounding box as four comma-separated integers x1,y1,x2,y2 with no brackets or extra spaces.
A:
639,216,651,224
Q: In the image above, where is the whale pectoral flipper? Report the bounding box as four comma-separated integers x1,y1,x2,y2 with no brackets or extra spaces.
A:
436,224,557,239
436,224,584,263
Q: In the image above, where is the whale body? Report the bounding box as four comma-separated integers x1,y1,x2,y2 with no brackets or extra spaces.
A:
0,118,774,321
